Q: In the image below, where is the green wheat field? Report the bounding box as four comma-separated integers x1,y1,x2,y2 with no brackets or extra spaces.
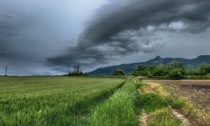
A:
1,76,210,126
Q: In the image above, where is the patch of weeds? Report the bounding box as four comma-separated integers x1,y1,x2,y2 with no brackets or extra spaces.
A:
148,108,183,126
135,83,146,90
165,95,185,109
139,93,166,113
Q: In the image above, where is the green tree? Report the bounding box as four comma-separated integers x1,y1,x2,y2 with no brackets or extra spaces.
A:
112,69,125,75
167,61,186,74
167,61,184,70
187,64,194,75
152,66,167,76
166,61,186,79
197,63,210,75
168,68,185,80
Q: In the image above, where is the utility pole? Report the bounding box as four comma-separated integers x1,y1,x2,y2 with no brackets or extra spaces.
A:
5,65,7,76
68,64,70,74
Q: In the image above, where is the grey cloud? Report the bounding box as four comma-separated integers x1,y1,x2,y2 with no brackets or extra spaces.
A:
0,1,71,62
48,0,210,67
1,11,16,18
0,0,106,75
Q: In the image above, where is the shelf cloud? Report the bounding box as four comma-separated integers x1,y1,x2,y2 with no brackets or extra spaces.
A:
48,0,210,67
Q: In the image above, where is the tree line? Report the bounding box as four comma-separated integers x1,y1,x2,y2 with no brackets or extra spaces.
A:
131,61,210,79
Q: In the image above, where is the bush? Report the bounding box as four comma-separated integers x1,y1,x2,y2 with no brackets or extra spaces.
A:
112,69,125,75
197,63,210,75
168,68,185,80
152,66,167,76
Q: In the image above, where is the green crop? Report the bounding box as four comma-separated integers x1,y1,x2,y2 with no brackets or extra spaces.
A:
90,77,139,126
0,77,125,126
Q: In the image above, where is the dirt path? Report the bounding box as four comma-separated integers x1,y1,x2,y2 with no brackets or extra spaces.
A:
139,113,148,126
137,79,192,126
170,107,191,126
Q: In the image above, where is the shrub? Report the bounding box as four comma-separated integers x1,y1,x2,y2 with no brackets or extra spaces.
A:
152,66,167,76
112,69,125,75
168,68,185,80
197,63,210,75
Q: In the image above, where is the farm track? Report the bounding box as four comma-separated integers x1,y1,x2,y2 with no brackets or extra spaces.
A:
136,78,192,126
170,108,190,126
143,80,210,112
139,113,149,126
143,79,210,126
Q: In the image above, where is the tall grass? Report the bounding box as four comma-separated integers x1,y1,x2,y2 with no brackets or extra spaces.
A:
138,82,184,126
144,82,210,125
90,77,139,126
148,108,183,126
139,93,166,113
0,77,125,125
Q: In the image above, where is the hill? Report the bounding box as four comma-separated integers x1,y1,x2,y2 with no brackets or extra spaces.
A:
88,55,210,75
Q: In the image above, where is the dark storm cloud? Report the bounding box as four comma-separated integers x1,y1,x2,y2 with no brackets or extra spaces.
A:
48,0,210,66
0,2,67,62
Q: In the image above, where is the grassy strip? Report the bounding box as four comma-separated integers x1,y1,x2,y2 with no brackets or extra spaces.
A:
145,82,210,126
138,81,183,126
148,108,183,126
89,77,139,126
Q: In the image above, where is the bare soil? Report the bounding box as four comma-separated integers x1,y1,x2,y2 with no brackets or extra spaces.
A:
143,80,210,85
170,108,191,126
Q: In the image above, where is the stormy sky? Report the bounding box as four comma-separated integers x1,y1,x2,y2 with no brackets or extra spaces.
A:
0,0,210,75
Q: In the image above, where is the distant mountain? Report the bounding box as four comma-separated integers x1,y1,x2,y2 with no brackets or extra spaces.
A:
88,55,210,75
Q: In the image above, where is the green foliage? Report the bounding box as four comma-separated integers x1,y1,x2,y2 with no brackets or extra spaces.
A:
131,65,155,76
90,78,139,126
112,69,125,75
131,61,189,79
139,93,166,113
167,61,186,79
67,71,87,76
148,108,183,126
152,66,167,76
187,64,194,74
138,83,185,126
165,96,185,109
185,75,209,79
185,63,210,75
197,63,210,75
167,61,185,71
0,77,125,125
168,68,185,80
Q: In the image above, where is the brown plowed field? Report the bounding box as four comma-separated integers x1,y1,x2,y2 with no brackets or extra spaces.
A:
143,80,210,85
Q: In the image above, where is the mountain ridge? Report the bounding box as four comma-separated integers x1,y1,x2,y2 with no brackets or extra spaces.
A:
88,55,210,75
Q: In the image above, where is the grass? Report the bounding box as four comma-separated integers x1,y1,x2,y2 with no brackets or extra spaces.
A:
148,108,183,126
0,76,125,125
139,93,166,113
160,83,210,126
142,81,210,126
138,81,184,126
90,77,139,126
3,76,207,125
